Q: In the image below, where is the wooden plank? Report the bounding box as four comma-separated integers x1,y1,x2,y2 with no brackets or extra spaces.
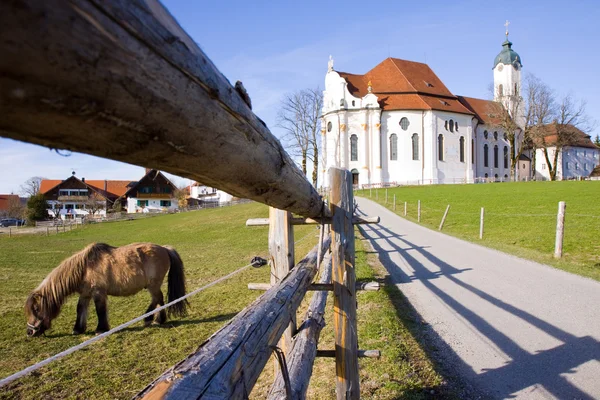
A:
479,207,485,239
438,204,450,231
246,216,379,226
329,167,359,400
0,0,325,218
248,281,380,292
267,252,333,400
134,237,330,400
554,201,566,258
316,350,380,358
268,207,295,375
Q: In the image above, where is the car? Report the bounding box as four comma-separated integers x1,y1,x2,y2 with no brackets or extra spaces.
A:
0,218,25,227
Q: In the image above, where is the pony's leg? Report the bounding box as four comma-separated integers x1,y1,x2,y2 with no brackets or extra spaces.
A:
143,289,166,326
73,295,91,334
93,293,110,333
155,290,167,325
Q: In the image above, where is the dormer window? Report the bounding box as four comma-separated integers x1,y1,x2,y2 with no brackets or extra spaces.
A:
424,81,434,87
439,100,450,106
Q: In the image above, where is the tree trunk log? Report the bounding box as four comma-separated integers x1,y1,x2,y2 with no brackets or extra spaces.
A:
0,0,324,218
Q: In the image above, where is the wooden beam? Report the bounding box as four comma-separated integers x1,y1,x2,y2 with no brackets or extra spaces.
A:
267,252,333,400
316,350,381,359
329,168,360,400
268,207,295,376
0,0,325,218
246,216,379,226
134,237,330,400
248,282,381,292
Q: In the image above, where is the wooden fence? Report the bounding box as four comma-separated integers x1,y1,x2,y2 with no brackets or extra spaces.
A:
0,1,380,398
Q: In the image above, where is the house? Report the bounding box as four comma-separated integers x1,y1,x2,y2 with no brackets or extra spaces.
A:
123,169,178,213
188,182,233,205
0,194,23,218
529,124,600,180
320,28,595,186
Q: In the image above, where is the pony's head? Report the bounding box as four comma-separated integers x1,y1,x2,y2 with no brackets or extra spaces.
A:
24,292,52,337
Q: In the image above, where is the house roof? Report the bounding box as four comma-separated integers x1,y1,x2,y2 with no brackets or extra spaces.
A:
0,194,19,211
39,180,63,194
40,178,135,198
518,154,531,161
533,123,599,149
457,96,506,125
338,58,474,115
122,169,178,198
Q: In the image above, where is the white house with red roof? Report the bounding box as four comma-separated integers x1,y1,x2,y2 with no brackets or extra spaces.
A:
320,31,542,187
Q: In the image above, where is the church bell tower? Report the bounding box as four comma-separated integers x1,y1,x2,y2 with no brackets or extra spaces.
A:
493,21,524,127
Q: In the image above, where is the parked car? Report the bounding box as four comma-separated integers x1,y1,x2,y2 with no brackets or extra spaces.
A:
0,218,25,227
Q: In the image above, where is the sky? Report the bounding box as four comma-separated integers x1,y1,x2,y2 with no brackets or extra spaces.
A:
1,0,599,194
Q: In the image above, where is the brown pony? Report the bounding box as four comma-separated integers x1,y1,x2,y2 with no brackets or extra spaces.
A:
24,243,188,337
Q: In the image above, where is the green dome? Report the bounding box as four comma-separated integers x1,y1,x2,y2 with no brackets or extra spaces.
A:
493,40,522,69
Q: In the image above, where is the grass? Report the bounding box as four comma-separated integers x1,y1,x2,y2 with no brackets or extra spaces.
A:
0,202,453,399
358,180,600,281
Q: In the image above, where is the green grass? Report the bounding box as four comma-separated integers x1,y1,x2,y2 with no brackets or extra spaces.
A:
358,181,600,281
0,202,452,399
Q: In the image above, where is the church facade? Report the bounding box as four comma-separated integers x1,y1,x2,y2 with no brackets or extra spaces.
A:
320,34,524,188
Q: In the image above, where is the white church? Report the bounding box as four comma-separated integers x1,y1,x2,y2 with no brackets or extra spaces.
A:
319,28,598,188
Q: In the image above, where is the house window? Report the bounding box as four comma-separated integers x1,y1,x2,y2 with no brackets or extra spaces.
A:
484,144,489,167
137,200,148,207
139,187,152,194
484,130,488,140
494,145,499,168
503,146,508,168
576,163,579,170
412,133,419,160
584,164,588,171
350,134,358,161
542,164,546,170
459,136,465,162
438,134,444,161
390,134,398,161
472,139,475,164
449,120,454,133
565,162,569,170
160,200,171,207
399,117,410,130
59,190,69,196
161,187,172,193
65,204,74,210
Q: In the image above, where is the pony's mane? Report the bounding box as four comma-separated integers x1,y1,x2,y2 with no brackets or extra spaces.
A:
35,243,114,318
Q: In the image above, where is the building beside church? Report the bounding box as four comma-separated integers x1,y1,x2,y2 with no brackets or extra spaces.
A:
319,29,597,187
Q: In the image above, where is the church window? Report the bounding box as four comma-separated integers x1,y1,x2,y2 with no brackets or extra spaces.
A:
455,121,459,131
444,120,448,131
390,134,398,161
438,134,444,161
504,132,508,141
503,146,508,168
350,134,358,161
494,145,499,168
484,144,489,167
352,100,355,106
484,130,488,140
504,174,508,179
327,121,332,132
412,134,419,160
485,173,489,178
399,117,410,130
472,139,475,164
498,84,504,96
449,120,454,133
493,131,498,141
459,136,465,162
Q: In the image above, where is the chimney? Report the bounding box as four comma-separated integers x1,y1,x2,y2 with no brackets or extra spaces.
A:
104,180,107,191
82,177,85,182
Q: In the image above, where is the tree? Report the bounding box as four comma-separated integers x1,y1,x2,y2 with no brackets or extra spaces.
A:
278,88,323,187
48,201,63,220
595,135,600,147
84,192,106,217
20,176,45,197
26,193,48,224
174,186,188,210
6,196,25,219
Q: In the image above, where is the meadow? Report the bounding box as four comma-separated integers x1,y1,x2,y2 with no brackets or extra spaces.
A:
357,181,600,281
0,202,453,399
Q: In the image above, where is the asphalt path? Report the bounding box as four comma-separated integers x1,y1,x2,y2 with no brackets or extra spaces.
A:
356,197,600,400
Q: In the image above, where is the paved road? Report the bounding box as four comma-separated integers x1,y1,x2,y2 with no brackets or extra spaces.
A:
357,197,600,400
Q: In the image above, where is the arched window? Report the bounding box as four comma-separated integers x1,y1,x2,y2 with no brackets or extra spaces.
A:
352,100,355,107
390,134,398,161
503,132,508,141
471,139,475,164
494,131,498,141
449,119,454,133
350,134,358,161
444,120,448,131
459,136,465,162
484,130,488,140
351,168,359,185
438,134,444,161
494,145,499,168
498,84,504,96
503,146,508,168
327,121,332,132
484,144,489,167
455,121,459,131
412,133,419,160
399,117,410,130
485,173,489,178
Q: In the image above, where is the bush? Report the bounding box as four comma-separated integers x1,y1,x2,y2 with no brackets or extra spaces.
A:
26,194,48,225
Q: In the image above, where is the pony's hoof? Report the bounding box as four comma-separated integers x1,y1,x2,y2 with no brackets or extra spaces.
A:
144,320,153,327
72,330,85,335
95,329,109,335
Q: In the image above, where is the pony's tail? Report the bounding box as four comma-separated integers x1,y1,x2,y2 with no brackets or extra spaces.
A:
165,246,189,318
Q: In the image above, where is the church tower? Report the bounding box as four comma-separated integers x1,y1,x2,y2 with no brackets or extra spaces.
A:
493,21,524,127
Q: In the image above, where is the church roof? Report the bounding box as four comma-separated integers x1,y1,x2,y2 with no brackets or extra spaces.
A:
493,40,522,69
457,96,506,125
338,58,474,115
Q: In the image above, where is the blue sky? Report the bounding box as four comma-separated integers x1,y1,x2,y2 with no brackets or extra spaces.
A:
1,0,598,194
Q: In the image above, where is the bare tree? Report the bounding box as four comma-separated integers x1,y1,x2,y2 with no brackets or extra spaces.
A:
84,192,106,217
278,88,323,186
48,201,62,220
6,196,25,219
174,186,188,210
20,176,45,197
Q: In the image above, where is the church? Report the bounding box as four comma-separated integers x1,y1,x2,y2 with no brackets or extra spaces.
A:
320,28,526,188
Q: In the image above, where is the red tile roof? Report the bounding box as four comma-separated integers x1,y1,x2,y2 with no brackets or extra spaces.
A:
338,58,473,115
0,194,19,211
533,124,599,149
457,96,506,125
40,179,134,197
39,180,62,194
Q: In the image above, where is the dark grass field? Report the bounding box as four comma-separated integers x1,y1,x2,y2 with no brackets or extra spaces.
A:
358,180,600,281
0,202,452,399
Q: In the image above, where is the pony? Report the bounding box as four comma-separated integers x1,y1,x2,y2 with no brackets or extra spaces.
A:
24,242,188,337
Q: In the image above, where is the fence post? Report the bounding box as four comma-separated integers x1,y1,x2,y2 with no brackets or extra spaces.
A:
385,189,388,204
369,187,371,198
9,227,11,238
479,208,485,239
554,201,566,258
393,194,396,211
376,189,378,200
56,225,59,234
329,168,359,400
418,200,421,222
439,205,450,231
268,207,295,374
46,226,49,236
404,201,407,217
